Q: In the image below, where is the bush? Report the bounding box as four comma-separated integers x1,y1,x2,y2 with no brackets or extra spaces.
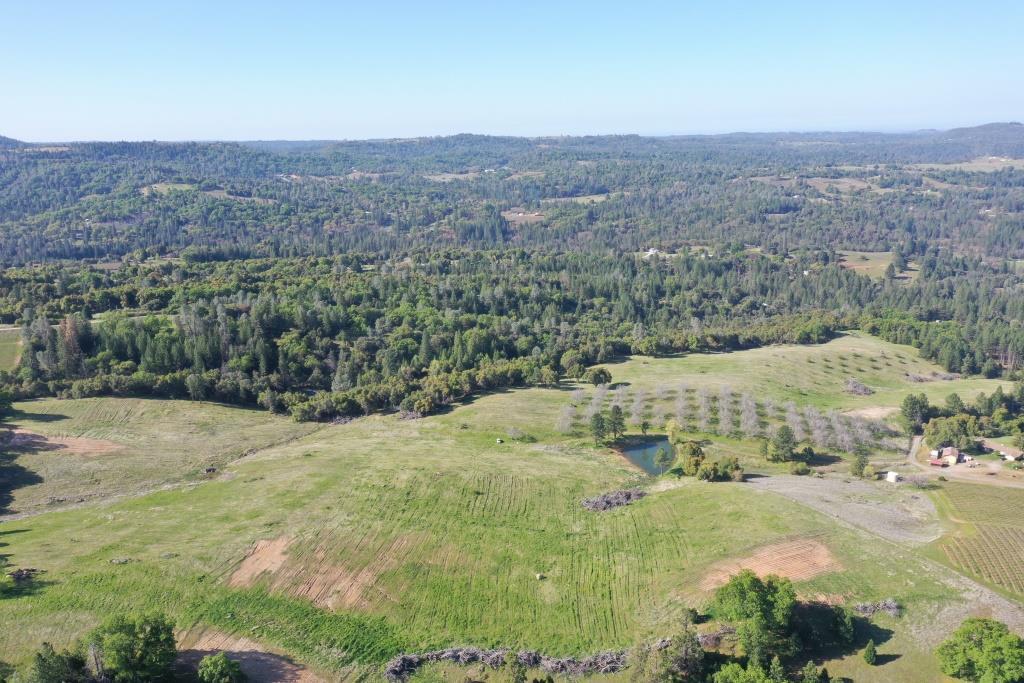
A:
789,461,810,475
25,643,92,683
198,652,247,683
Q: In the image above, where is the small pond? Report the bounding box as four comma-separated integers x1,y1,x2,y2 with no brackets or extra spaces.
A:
619,438,673,476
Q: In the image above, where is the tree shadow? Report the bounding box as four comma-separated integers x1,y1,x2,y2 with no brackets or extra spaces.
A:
6,408,69,424
0,450,44,515
807,453,843,467
176,646,311,683
794,602,895,663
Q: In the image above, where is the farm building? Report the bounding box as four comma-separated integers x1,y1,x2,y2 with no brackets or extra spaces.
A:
929,449,940,458
885,471,901,483
941,446,963,465
929,458,947,468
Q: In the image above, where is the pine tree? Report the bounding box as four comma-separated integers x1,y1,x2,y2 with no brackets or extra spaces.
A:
863,638,877,665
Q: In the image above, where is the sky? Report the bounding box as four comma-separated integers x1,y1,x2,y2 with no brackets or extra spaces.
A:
3,1,1023,141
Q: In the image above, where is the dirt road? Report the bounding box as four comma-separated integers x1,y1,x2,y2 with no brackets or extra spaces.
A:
904,435,1024,489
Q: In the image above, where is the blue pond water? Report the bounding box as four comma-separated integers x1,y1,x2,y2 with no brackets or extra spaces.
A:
620,438,673,476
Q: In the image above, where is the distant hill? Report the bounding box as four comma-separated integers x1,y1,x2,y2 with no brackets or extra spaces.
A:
940,121,1024,142
0,135,22,148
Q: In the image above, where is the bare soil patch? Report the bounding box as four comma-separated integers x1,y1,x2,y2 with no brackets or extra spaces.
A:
229,536,292,587
288,534,420,610
177,628,323,683
844,406,897,420
747,474,941,544
501,209,545,225
6,429,122,457
699,538,841,590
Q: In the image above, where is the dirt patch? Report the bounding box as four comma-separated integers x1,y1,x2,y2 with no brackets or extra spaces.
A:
699,538,841,590
844,406,897,420
289,534,420,610
747,474,941,545
6,429,122,456
229,537,292,587
177,628,323,683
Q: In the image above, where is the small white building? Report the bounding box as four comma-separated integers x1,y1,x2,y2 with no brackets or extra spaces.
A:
885,471,901,484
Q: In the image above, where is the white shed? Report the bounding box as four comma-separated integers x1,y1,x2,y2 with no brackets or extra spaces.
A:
885,471,901,484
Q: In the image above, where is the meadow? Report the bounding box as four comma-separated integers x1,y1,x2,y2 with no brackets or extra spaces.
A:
2,397,319,514
0,334,1016,681
0,327,21,370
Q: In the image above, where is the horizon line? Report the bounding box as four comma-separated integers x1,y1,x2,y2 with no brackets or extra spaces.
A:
7,121,1022,146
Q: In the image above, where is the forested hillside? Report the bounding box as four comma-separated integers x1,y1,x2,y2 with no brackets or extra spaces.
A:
2,126,1024,420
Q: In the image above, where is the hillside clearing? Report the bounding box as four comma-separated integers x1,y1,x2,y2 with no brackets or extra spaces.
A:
1,397,319,515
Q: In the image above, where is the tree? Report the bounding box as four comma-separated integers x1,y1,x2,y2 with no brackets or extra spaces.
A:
798,661,822,683
1015,432,1024,452
712,663,772,683
937,618,1024,683
608,405,626,438
25,643,92,683
766,425,796,462
924,414,980,450
901,393,931,434
640,419,651,436
711,570,797,663
185,373,206,401
560,350,584,380
654,447,675,475
590,412,607,445
585,367,612,386
850,451,868,477
88,612,177,682
945,393,967,416
863,638,877,665
198,653,247,683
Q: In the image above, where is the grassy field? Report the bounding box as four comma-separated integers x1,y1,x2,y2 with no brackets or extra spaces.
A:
0,334,1015,680
837,251,895,279
591,332,1008,415
0,327,22,369
2,397,319,514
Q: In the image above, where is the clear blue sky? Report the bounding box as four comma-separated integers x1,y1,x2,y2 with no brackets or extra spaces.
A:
4,1,1023,141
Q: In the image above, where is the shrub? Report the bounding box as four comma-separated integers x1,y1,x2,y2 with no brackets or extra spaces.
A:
198,652,247,683
789,461,810,475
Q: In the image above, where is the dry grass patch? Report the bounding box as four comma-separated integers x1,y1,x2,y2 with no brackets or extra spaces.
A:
7,428,122,457
699,538,842,590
